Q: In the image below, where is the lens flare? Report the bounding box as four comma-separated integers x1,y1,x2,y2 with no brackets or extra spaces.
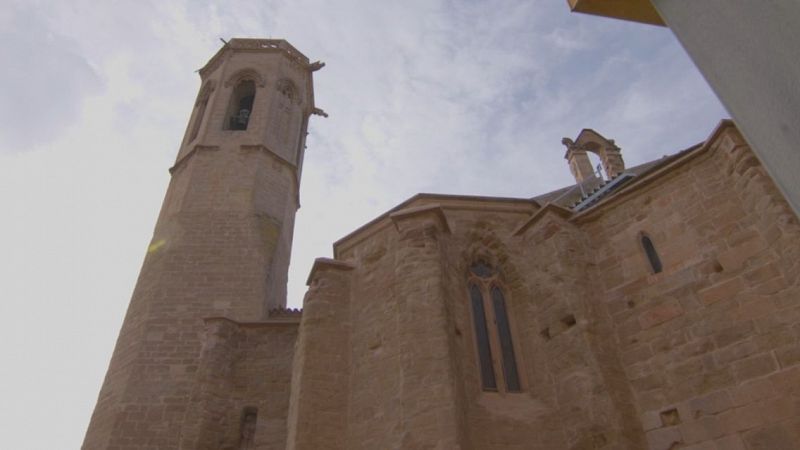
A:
148,239,166,253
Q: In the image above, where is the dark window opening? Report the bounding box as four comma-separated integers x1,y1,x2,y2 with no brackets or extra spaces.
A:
469,284,497,390
238,406,257,449
468,262,522,393
491,286,521,392
226,80,256,131
641,234,663,274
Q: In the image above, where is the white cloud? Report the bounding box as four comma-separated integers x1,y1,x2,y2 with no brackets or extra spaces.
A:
0,1,727,448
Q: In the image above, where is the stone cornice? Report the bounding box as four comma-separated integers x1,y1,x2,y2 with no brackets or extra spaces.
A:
333,194,536,258
512,203,573,236
203,315,301,327
389,204,452,234
306,257,356,286
169,145,220,174
199,39,311,78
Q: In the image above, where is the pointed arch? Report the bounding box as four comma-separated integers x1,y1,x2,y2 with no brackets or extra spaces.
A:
276,78,299,104
224,68,266,88
224,79,256,131
268,78,303,156
188,80,215,142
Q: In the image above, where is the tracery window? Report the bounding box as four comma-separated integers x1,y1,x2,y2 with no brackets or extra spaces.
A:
467,261,521,392
271,78,300,149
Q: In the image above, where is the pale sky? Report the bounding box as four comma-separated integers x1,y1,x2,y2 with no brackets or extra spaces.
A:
0,1,727,448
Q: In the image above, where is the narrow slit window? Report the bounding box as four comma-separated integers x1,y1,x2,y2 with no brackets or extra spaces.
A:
226,80,256,130
491,286,521,392
641,235,663,274
469,284,497,390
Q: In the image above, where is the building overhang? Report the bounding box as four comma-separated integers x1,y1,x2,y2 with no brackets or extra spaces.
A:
566,0,665,26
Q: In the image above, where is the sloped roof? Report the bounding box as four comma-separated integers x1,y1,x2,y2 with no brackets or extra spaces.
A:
532,151,688,208
331,120,735,256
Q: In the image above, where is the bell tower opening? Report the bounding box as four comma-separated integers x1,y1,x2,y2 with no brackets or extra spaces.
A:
226,79,256,130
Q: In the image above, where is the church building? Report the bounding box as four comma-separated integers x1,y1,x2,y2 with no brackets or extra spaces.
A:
83,39,800,450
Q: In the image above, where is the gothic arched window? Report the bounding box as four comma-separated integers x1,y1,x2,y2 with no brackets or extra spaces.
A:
468,261,521,392
641,233,663,274
188,81,214,142
225,80,256,130
270,79,300,151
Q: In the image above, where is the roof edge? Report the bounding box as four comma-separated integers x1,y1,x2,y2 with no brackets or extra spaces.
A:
332,193,538,258
513,203,574,236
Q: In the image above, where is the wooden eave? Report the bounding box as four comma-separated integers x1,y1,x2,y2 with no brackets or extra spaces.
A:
566,0,665,26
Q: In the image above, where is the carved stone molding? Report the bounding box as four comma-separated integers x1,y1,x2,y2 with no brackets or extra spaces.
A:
389,204,451,234
306,257,355,286
225,68,267,88
276,78,301,104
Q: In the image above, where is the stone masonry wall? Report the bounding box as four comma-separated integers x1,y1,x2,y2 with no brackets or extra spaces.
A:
335,208,466,449
314,124,800,450
329,200,636,449
444,209,572,450
179,318,298,450
584,126,800,450
515,211,645,449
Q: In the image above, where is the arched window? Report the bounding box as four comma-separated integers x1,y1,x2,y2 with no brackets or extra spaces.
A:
188,82,214,142
270,79,301,152
641,234,663,274
468,261,521,392
225,80,256,130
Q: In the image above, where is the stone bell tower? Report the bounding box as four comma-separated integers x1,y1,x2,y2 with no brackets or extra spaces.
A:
83,39,323,449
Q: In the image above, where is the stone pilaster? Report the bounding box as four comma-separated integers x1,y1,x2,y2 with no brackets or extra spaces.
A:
517,210,645,449
286,258,353,450
389,205,465,449
601,145,625,179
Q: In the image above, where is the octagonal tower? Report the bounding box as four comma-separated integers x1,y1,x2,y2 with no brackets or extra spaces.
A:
83,39,322,449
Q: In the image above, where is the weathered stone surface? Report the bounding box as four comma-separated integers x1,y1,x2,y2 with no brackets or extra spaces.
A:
83,39,316,449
